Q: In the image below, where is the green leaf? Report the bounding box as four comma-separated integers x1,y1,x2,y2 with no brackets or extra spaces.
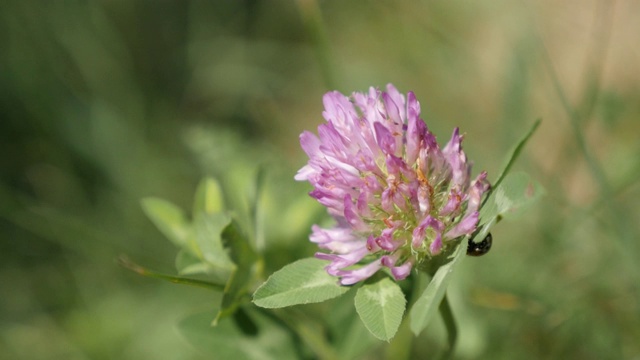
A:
410,244,466,336
494,171,544,218
476,119,542,238
192,213,236,276
193,177,224,217
141,197,190,247
175,249,211,276
354,278,406,342
478,171,544,240
214,220,258,325
178,309,298,360
253,258,350,308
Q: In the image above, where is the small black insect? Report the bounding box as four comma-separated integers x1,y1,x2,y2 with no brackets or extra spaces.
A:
466,232,492,256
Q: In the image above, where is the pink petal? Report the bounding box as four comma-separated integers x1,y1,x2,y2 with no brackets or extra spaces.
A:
445,211,479,239
343,194,367,231
336,259,383,285
373,121,396,155
439,188,462,216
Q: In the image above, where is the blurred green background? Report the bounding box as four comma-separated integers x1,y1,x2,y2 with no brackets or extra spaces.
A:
1,1,639,359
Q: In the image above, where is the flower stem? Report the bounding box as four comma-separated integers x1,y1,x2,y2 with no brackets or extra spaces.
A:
439,294,457,359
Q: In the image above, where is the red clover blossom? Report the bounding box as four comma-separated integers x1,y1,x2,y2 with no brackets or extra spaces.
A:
296,84,490,285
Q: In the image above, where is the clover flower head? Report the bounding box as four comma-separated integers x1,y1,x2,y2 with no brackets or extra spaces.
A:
296,84,490,285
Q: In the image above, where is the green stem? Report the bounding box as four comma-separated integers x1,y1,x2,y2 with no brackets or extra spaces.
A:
117,255,225,291
439,294,457,359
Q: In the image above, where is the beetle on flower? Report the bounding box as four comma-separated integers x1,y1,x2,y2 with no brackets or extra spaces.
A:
296,84,490,285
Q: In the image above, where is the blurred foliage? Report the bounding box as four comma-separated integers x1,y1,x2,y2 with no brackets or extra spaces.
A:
1,0,639,359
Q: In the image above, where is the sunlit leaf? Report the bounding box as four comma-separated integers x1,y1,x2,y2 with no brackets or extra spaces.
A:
253,258,350,308
280,195,324,240
192,213,236,277
409,244,465,336
141,197,190,248
193,177,224,217
354,278,406,341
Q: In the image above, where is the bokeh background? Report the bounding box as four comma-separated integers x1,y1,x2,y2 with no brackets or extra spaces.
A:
1,1,639,359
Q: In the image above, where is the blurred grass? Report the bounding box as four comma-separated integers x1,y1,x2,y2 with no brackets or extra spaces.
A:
1,0,639,359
